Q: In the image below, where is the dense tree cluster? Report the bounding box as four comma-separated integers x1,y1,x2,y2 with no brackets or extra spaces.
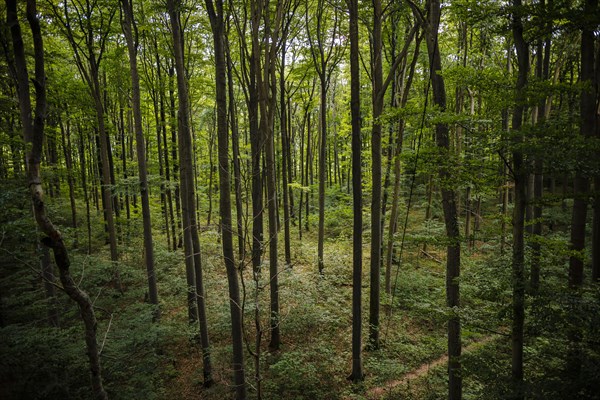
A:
1,0,599,399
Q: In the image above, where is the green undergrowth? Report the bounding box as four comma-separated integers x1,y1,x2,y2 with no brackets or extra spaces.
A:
1,181,599,399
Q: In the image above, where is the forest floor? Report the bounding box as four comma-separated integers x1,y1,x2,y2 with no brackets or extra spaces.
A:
366,334,500,399
159,215,508,400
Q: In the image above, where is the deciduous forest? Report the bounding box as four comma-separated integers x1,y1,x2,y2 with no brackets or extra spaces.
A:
1,0,599,399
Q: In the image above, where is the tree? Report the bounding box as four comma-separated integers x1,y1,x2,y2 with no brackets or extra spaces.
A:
204,0,246,396
368,0,384,350
510,0,529,397
120,0,159,317
569,0,596,288
167,0,212,385
347,0,363,383
567,0,597,380
6,0,107,396
306,0,344,275
426,0,461,397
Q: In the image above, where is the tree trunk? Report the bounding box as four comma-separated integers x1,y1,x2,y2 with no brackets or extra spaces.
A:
7,1,107,396
226,28,245,263
168,64,183,249
121,0,159,317
280,39,292,267
348,0,363,381
168,0,213,385
427,1,461,398
569,0,596,288
368,0,384,350
510,2,529,396
205,0,246,396
566,0,597,380
59,117,77,235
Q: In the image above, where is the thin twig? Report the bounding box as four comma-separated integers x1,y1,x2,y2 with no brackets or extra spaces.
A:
99,313,114,354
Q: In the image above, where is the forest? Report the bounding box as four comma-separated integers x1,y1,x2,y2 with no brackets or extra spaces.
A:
0,0,599,398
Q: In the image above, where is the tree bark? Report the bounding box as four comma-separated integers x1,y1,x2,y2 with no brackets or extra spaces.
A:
205,0,246,396
121,0,159,317
569,0,596,288
348,0,364,382
426,1,461,398
280,38,292,267
510,1,529,397
167,0,213,385
368,0,384,350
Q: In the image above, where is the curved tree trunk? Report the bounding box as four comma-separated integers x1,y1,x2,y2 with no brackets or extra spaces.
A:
7,1,107,397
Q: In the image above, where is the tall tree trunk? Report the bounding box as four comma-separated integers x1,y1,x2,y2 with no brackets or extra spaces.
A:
226,28,245,262
59,116,78,241
593,32,600,282
78,126,92,254
569,0,596,288
168,64,183,249
530,32,550,294
567,0,597,380
167,0,213,385
205,0,245,396
427,1,462,398
7,1,107,396
150,65,170,248
510,1,529,397
280,39,292,267
368,0,384,350
121,0,159,317
249,0,264,278
318,71,326,274
348,0,363,381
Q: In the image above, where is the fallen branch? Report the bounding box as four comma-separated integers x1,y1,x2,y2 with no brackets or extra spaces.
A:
420,249,442,264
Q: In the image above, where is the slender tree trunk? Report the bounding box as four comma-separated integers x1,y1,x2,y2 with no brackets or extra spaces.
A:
530,34,550,294
305,112,311,231
348,0,363,381
59,117,77,233
386,32,421,293
500,42,512,255
154,50,177,251
593,175,600,281
169,65,183,249
150,73,170,248
566,0,597,381
427,1,461,398
121,0,159,317
280,40,292,267
510,2,529,396
318,72,327,274
205,0,246,395
226,29,245,262
167,0,212,385
569,0,596,288
369,0,384,350
249,0,264,277
78,127,92,254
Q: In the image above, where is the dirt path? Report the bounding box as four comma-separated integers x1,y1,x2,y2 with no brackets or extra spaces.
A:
366,335,499,399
